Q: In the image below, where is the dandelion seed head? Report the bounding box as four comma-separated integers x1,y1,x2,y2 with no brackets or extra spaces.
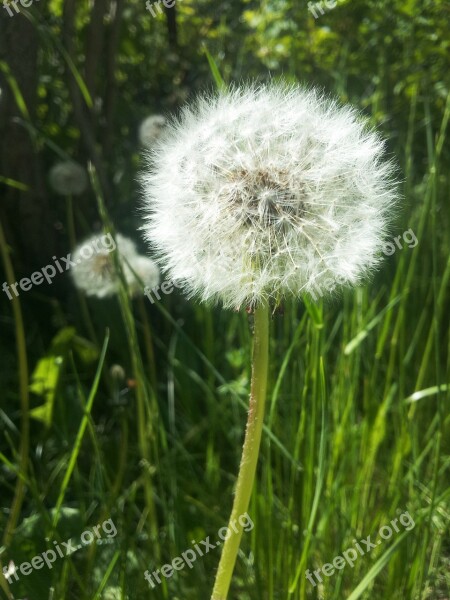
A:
49,161,88,196
141,84,399,309
110,364,126,381
138,114,167,147
71,234,158,298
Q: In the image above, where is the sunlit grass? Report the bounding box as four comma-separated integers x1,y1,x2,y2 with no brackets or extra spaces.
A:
0,20,449,600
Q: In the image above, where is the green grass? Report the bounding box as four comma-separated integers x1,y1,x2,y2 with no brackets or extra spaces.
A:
0,4,449,600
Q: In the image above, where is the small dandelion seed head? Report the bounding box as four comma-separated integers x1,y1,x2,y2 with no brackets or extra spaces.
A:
141,83,399,309
49,161,88,196
110,364,126,381
138,114,167,147
71,233,157,299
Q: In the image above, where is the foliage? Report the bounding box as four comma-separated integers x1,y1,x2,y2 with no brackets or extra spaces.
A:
0,1,449,599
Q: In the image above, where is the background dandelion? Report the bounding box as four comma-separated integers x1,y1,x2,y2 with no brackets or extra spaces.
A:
49,161,88,196
138,115,167,147
71,233,159,298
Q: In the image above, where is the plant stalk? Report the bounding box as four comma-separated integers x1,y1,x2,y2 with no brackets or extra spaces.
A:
211,302,269,600
0,219,30,549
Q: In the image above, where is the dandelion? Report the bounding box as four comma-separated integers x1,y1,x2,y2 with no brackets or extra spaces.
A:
142,84,397,310
71,233,159,298
110,364,126,381
49,160,88,196
141,83,398,600
138,114,167,147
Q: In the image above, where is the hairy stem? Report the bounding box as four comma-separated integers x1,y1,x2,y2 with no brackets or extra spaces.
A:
211,303,269,600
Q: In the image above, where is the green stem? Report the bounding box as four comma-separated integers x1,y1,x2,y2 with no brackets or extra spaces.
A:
211,303,269,600
65,194,77,250
137,295,158,391
88,163,160,558
0,219,30,550
66,194,98,344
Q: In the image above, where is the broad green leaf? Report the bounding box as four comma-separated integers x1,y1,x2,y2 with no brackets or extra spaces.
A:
29,355,64,426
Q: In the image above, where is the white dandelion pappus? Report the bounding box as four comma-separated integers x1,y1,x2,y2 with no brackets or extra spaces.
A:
138,114,167,147
141,84,399,309
71,233,159,298
49,161,88,196
126,255,160,296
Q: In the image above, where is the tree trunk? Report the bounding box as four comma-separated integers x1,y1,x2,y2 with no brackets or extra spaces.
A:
0,13,57,270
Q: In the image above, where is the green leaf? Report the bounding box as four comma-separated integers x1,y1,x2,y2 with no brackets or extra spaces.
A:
29,355,64,426
0,176,30,191
72,335,99,364
303,295,324,328
52,330,110,528
346,529,413,600
202,45,226,91
404,384,449,403
0,61,30,120
344,294,404,355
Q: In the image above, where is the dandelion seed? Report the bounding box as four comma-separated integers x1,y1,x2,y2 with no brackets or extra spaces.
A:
49,161,88,196
141,84,398,309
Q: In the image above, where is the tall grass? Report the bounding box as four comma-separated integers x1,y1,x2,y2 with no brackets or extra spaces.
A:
0,15,449,600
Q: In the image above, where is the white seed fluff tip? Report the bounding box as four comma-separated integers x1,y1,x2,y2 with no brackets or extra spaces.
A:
127,255,160,296
141,84,399,309
49,161,88,196
138,114,167,147
71,233,159,298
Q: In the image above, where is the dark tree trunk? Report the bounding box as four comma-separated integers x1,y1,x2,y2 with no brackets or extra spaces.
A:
164,3,178,48
63,0,112,204
102,0,125,156
0,13,57,270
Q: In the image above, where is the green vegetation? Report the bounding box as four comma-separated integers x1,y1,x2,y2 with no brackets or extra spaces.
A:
0,1,448,599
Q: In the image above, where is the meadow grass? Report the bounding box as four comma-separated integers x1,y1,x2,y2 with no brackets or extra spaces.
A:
0,29,449,600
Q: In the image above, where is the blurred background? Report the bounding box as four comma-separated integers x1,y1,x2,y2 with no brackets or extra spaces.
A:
0,1,449,599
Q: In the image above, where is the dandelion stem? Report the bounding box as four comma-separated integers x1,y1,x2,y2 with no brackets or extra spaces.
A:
211,302,269,600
